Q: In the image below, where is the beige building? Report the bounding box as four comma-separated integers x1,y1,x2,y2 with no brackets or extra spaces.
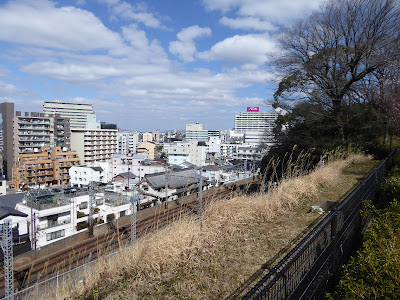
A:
70,128,118,165
142,132,153,143
12,146,80,190
137,141,156,160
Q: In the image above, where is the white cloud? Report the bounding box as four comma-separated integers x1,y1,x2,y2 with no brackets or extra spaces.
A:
219,16,277,31
0,0,123,52
169,26,211,62
99,0,165,29
0,81,36,98
198,34,277,67
0,66,10,77
203,0,324,27
20,58,170,83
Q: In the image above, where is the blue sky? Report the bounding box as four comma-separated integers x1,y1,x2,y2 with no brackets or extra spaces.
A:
0,0,323,131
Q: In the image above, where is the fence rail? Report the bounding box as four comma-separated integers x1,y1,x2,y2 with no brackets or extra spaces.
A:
243,151,395,300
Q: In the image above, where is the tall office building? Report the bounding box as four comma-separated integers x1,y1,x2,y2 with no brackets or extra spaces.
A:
234,108,278,133
234,107,282,146
43,101,96,129
185,123,208,142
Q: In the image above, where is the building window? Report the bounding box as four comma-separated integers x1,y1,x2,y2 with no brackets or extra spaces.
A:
120,211,126,217
79,202,88,209
46,229,65,241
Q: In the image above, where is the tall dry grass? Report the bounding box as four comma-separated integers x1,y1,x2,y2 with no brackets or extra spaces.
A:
39,151,372,299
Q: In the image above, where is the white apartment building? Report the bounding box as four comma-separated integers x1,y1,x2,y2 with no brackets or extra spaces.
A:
185,123,208,142
220,143,240,159
43,101,96,129
118,131,138,155
165,141,206,166
232,145,264,161
207,136,221,154
70,128,118,165
165,143,190,165
111,154,165,180
15,190,132,248
69,162,110,186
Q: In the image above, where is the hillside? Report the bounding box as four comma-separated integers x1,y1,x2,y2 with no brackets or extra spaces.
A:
52,153,378,299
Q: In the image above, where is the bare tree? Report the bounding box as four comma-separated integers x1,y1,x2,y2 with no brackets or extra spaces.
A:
273,0,400,112
361,64,400,143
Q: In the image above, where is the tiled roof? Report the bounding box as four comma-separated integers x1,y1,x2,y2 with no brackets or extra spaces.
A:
144,169,206,190
0,206,28,220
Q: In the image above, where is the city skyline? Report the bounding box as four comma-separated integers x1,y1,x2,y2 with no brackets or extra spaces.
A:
0,0,324,131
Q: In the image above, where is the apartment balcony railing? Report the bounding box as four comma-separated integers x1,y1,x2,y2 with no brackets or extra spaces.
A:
37,218,71,230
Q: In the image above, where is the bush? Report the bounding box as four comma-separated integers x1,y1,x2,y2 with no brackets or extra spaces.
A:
77,211,87,219
381,176,400,203
328,200,400,299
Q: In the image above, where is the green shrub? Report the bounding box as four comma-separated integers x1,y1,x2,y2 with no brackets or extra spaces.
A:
328,200,400,299
107,214,115,222
77,211,87,219
381,176,400,203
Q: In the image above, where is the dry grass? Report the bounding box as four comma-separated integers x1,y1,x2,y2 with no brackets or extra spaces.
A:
37,152,376,300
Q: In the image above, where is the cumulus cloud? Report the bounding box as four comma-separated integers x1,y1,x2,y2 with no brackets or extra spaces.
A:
169,25,211,62
219,16,277,31
198,34,277,67
99,0,165,29
0,0,123,52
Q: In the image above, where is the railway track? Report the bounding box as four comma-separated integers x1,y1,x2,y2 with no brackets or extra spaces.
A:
0,176,262,297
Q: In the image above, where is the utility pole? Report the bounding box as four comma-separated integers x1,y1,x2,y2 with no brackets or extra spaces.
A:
0,219,14,300
198,167,203,215
164,167,168,206
88,181,95,237
130,187,141,245
244,160,247,187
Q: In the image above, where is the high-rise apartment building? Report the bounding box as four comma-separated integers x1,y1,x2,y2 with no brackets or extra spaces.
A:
118,131,138,155
43,101,96,129
70,128,118,165
185,123,208,142
13,111,71,164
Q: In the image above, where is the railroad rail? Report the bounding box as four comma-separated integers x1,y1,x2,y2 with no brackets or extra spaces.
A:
0,176,262,297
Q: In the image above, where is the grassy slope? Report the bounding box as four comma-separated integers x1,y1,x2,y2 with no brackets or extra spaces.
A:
64,155,378,300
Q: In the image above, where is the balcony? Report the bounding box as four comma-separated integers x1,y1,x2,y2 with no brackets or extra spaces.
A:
37,218,71,230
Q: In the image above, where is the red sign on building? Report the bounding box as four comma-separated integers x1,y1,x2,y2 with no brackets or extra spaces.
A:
247,107,259,112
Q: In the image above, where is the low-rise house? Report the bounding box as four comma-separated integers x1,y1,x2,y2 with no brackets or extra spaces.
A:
112,172,139,193
137,169,209,203
111,154,165,180
0,206,30,258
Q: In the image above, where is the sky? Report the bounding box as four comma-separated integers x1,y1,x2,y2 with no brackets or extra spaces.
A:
0,0,324,132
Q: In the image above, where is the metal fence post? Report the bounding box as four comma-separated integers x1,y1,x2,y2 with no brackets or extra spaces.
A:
330,208,338,290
